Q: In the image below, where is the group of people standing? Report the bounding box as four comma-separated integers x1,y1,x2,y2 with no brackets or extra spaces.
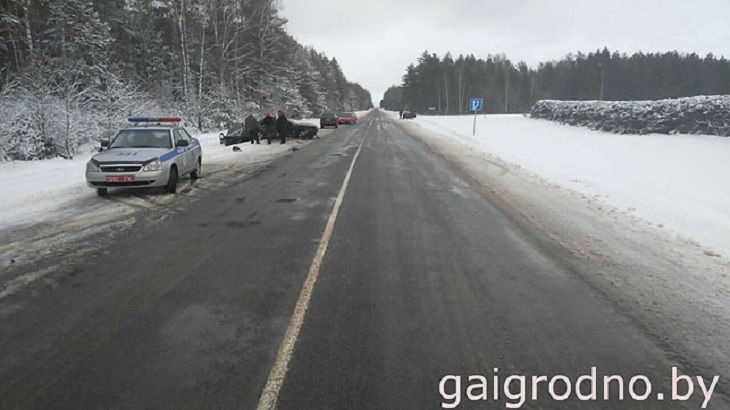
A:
244,111,290,145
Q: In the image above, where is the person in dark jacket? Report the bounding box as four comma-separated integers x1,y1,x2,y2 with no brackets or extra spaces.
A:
275,110,289,144
245,114,260,144
261,112,275,145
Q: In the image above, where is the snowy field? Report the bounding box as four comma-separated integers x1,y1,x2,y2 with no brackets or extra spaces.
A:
410,114,730,256
0,129,291,230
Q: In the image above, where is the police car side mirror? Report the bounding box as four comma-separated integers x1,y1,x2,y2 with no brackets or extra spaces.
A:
175,139,190,147
100,139,110,150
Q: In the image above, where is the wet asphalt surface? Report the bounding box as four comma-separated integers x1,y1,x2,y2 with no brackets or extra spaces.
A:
0,111,723,409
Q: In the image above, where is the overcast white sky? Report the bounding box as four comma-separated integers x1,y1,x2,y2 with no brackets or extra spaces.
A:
280,0,730,104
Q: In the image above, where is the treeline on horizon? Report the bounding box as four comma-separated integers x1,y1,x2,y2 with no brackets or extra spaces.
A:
0,0,372,160
381,49,730,114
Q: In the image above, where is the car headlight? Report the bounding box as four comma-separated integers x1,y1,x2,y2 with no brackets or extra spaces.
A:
143,159,162,172
86,160,100,172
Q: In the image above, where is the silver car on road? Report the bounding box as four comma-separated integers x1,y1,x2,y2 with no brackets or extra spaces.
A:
86,117,202,196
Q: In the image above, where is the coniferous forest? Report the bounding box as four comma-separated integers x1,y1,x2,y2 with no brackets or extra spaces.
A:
381,49,730,115
0,0,372,160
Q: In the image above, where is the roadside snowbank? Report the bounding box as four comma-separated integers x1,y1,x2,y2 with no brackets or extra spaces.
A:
531,95,730,136
410,114,730,256
0,156,93,228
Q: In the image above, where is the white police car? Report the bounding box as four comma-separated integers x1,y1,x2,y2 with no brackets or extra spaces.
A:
86,117,202,196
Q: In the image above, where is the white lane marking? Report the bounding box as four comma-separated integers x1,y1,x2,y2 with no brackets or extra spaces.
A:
256,118,373,410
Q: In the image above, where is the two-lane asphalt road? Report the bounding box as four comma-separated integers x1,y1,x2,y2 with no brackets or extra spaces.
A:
0,110,721,409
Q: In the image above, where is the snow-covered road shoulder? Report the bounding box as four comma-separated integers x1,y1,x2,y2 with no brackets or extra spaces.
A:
408,114,730,257
0,130,297,231
0,128,322,294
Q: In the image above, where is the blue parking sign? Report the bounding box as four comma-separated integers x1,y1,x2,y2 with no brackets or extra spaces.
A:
469,97,484,136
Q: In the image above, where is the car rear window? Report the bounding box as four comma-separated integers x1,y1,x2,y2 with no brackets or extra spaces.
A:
110,130,172,149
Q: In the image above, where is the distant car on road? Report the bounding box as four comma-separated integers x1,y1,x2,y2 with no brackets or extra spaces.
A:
337,112,358,125
320,112,338,129
402,111,417,119
86,117,202,196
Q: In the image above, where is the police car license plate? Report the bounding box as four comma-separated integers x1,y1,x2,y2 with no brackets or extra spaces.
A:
106,175,135,183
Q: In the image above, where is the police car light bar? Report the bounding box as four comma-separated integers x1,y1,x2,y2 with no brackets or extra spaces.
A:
128,117,182,123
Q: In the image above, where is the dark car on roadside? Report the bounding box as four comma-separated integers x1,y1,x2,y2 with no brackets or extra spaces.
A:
402,111,417,119
337,112,358,125
219,118,319,146
320,112,338,129
288,120,319,139
219,123,249,146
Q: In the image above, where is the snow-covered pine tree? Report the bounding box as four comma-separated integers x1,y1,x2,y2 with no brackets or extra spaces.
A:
0,0,372,159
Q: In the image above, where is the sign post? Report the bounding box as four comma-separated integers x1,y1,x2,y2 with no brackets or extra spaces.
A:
468,97,484,136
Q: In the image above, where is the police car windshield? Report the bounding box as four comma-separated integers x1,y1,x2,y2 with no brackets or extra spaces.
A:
110,130,172,149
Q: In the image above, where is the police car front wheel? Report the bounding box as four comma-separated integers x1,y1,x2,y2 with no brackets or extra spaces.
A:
165,167,178,194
